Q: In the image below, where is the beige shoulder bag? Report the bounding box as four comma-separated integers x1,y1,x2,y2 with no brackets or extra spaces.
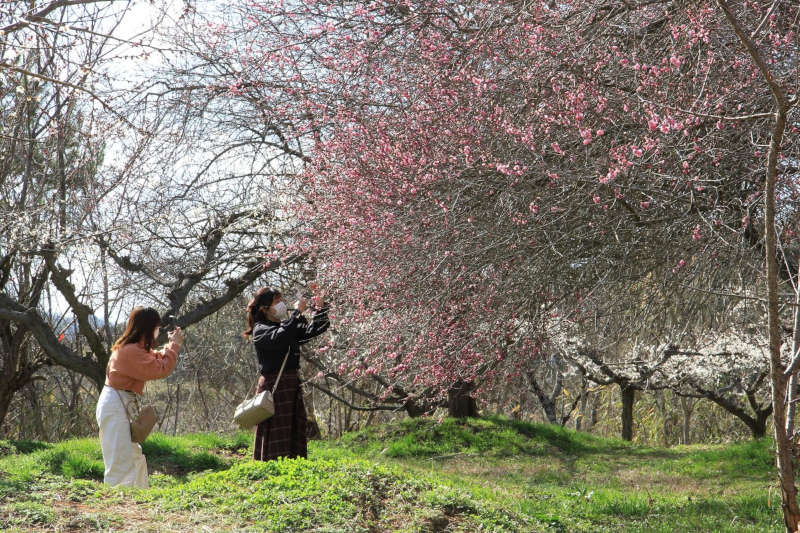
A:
233,347,291,429
116,390,157,443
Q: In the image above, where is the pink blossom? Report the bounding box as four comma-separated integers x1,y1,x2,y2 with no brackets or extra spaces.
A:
250,0,793,404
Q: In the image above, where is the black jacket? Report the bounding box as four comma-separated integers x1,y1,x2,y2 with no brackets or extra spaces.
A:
252,308,330,375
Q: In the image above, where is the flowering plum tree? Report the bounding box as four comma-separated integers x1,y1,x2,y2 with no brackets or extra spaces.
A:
219,0,800,525
222,2,780,392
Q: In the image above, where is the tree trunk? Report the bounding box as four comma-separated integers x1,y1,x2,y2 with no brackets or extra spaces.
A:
621,385,635,442
680,396,693,445
25,381,48,440
173,382,181,435
404,398,427,418
576,388,588,431
758,65,799,533
589,392,599,430
303,383,322,440
539,398,558,425
447,380,478,418
715,2,799,529
770,372,800,532
528,370,565,425
655,390,668,447
299,353,323,439
326,379,333,435
0,381,14,437
747,413,768,439
699,390,772,441
344,390,353,431
759,70,800,533
0,345,39,436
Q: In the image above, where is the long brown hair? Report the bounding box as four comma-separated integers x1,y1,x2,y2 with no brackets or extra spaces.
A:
242,287,280,337
112,307,161,352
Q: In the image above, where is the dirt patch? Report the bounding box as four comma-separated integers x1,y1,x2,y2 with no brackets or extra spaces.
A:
46,496,233,532
608,468,711,494
429,455,567,481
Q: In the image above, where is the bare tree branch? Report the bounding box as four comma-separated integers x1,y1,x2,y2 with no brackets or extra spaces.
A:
0,292,104,386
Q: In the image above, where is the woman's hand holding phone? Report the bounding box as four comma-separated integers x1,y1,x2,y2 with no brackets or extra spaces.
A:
295,297,309,314
168,326,184,346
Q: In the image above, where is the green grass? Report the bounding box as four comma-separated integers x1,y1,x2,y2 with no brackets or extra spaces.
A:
0,417,785,532
334,415,631,457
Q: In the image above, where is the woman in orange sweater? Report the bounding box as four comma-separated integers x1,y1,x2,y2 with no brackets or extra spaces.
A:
95,307,183,487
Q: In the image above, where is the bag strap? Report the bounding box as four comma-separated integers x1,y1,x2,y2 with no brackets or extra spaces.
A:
246,379,258,399
107,353,142,421
248,347,292,399
271,347,292,395
114,389,134,424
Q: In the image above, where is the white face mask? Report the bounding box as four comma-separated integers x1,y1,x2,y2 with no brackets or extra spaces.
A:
271,301,289,321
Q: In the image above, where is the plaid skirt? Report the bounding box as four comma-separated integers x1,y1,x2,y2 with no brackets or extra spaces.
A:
253,369,307,461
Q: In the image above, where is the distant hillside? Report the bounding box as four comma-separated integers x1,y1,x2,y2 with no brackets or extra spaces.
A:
47,312,109,342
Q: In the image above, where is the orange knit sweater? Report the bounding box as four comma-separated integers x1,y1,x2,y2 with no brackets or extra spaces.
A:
105,340,180,394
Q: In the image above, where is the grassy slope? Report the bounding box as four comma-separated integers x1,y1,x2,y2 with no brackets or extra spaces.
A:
0,416,781,532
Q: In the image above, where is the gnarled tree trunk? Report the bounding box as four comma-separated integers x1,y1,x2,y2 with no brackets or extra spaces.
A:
447,380,478,418
621,385,635,442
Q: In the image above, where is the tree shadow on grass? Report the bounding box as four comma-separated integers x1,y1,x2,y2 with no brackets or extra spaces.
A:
24,437,234,482
365,415,685,463
0,476,27,500
5,440,51,455
481,416,774,485
591,491,776,527
142,438,231,479
37,448,104,480
481,416,679,458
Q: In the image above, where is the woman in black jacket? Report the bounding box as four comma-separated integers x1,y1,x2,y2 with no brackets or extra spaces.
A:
243,287,330,460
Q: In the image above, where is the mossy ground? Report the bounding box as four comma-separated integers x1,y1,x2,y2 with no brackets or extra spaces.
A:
0,416,782,531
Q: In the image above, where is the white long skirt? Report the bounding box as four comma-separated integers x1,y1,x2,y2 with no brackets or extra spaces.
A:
95,385,149,488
